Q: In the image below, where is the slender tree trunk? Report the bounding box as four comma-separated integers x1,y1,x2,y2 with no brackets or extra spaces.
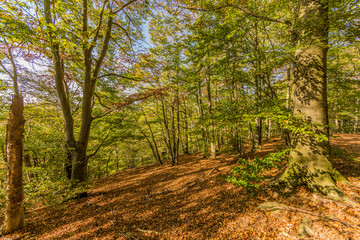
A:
196,78,209,157
23,154,33,182
3,95,25,234
267,119,272,140
44,0,76,179
161,97,175,164
140,108,163,165
252,21,263,151
279,0,350,201
175,90,181,164
206,72,216,158
354,99,359,134
283,67,292,147
183,103,189,154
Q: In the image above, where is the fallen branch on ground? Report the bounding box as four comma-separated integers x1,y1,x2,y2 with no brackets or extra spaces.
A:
136,228,162,235
208,167,220,176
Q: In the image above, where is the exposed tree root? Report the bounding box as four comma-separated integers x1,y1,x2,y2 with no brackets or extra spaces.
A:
259,205,360,233
270,168,355,204
331,169,352,185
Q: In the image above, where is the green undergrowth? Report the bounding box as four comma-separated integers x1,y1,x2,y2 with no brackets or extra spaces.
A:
0,171,89,212
225,149,290,191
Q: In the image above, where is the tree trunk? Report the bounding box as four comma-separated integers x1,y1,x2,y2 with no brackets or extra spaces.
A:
267,119,272,140
354,99,359,134
139,108,163,165
23,154,33,182
183,105,189,154
278,0,350,202
206,72,216,158
44,0,76,179
283,67,292,147
3,95,25,234
45,0,113,184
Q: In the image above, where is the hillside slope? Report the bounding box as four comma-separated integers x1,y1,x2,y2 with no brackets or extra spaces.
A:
2,134,360,239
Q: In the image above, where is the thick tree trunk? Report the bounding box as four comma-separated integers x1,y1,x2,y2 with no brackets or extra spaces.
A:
279,0,350,201
3,95,25,234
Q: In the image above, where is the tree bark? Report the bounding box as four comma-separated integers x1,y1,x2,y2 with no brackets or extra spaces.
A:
44,0,76,179
278,0,350,202
3,95,25,234
44,0,113,183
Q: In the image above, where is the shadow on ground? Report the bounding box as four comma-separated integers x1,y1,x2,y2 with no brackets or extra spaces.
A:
2,135,360,239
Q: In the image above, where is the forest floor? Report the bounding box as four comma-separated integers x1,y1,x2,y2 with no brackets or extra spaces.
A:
2,134,360,240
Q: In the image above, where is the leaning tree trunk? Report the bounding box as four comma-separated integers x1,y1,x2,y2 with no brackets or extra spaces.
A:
3,95,25,233
279,0,350,202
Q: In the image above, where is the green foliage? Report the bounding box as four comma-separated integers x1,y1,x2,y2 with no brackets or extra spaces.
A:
225,149,290,191
24,169,89,208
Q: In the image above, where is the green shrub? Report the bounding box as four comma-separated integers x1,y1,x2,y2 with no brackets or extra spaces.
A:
225,149,290,191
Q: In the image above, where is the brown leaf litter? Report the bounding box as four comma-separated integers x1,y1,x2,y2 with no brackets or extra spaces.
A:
1,134,360,239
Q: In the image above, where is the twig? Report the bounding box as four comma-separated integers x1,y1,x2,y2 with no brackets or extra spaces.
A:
136,228,161,235
208,167,220,176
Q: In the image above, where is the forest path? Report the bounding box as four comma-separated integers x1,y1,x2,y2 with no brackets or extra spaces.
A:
2,134,360,239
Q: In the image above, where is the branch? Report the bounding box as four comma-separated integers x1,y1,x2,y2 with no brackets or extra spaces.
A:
110,36,129,55
89,0,108,54
183,4,291,26
87,130,113,159
113,0,138,14
92,87,169,120
92,73,144,82
0,62,14,79
113,21,132,44
136,228,161,235
93,16,113,78
94,92,111,110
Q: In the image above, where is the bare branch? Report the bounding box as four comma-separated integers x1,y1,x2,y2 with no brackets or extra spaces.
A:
94,92,111,110
113,21,132,44
92,73,143,81
0,62,14,80
87,130,113,159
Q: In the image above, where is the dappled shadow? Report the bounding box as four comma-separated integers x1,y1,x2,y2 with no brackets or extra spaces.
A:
2,135,360,239
330,134,360,179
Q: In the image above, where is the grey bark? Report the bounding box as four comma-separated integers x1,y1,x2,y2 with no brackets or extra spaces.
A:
279,0,350,202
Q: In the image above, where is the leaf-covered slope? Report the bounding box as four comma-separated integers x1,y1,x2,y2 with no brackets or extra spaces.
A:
2,135,360,240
